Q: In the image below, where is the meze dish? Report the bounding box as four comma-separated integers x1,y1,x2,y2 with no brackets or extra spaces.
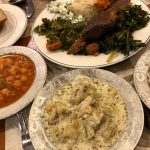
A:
0,54,35,108
29,69,144,150
0,46,47,120
43,76,128,150
34,0,149,62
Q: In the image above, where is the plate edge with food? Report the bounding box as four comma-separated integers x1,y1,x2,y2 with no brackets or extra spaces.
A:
134,49,150,109
32,0,150,68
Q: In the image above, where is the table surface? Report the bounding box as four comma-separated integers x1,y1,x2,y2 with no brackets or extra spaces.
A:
0,0,150,150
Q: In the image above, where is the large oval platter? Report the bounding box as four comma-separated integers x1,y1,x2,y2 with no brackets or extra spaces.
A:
29,69,144,150
0,46,47,119
32,0,150,68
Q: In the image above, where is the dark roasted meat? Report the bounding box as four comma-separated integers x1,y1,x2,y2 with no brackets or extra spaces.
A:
82,0,130,41
82,11,116,41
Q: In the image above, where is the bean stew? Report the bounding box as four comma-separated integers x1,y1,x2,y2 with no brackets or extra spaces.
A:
0,54,36,108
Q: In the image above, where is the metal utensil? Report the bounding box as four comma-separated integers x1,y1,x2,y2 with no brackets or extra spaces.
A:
9,0,24,4
24,0,34,18
9,0,34,18
17,110,34,150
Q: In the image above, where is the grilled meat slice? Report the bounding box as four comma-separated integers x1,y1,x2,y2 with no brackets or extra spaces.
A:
82,0,130,41
82,11,116,41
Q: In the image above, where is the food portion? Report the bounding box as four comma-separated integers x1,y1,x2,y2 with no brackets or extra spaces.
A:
48,0,85,23
96,4,149,61
0,8,7,30
34,3,149,60
82,0,130,41
68,0,98,19
94,0,115,11
43,76,128,150
48,0,115,20
69,0,116,20
0,54,36,108
34,17,86,52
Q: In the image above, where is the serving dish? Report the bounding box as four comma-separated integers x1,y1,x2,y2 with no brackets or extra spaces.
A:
29,69,144,150
134,50,150,109
0,4,27,48
0,46,47,119
32,0,150,68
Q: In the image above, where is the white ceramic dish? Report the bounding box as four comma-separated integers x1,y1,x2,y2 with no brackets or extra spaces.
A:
32,0,150,68
0,46,47,119
0,4,27,48
134,50,150,109
29,69,144,150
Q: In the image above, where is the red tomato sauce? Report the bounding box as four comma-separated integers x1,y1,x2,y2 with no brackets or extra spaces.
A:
0,54,36,108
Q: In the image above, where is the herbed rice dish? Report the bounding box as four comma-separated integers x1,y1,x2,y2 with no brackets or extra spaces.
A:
42,76,128,150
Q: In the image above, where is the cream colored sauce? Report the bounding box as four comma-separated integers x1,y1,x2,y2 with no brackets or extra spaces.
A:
43,76,128,150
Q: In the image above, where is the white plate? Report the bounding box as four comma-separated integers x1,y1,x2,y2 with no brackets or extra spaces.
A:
29,69,144,150
0,4,27,48
32,0,150,68
134,50,150,109
0,46,47,119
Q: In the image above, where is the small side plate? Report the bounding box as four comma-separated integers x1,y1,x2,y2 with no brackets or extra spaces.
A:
0,4,27,48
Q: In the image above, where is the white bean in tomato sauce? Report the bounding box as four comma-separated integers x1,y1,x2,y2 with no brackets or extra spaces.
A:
0,54,36,108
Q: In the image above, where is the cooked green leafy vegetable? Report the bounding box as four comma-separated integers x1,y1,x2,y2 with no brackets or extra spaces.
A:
34,5,150,59
34,17,87,50
100,5,149,58
116,5,150,31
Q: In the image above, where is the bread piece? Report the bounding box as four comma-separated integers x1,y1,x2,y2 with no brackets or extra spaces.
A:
0,8,7,28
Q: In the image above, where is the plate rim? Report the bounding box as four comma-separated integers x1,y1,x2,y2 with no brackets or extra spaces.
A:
134,49,150,109
29,69,144,150
0,46,47,119
0,4,27,48
31,0,150,68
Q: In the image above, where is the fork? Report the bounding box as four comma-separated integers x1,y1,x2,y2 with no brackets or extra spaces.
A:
17,109,34,150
